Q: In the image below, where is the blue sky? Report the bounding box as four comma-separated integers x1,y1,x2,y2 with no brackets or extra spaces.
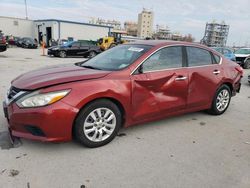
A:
0,0,249,46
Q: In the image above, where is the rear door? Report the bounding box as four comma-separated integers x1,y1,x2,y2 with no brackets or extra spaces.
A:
79,42,90,56
186,46,222,108
68,42,80,56
131,46,188,120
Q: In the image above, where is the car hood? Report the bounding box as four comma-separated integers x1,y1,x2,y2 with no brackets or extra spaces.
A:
11,63,111,90
235,54,250,58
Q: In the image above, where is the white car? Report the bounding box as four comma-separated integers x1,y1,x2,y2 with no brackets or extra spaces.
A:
234,48,250,69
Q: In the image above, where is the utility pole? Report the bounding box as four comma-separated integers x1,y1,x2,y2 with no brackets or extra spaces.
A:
24,0,28,19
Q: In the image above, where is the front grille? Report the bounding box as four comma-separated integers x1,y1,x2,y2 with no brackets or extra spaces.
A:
8,86,22,100
236,57,246,63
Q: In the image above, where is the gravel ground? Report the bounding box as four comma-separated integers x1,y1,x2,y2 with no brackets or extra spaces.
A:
0,48,249,188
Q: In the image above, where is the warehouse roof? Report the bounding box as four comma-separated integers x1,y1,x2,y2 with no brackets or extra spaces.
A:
34,19,113,29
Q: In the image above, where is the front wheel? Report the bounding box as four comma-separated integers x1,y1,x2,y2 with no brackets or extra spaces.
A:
74,99,122,148
59,51,67,58
207,85,231,115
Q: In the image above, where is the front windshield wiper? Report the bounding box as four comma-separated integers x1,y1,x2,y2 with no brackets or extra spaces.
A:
81,65,103,70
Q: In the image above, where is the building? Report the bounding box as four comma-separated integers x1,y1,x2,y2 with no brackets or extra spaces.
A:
0,16,112,46
34,19,112,45
124,21,138,36
153,25,171,40
137,9,154,38
89,18,121,30
0,16,35,38
201,21,229,47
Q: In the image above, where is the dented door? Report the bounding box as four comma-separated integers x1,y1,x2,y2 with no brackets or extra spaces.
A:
131,69,188,121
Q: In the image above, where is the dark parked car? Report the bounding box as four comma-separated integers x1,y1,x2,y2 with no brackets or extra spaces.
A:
0,32,7,52
16,38,24,47
212,47,236,61
20,37,38,49
48,41,101,58
3,41,243,148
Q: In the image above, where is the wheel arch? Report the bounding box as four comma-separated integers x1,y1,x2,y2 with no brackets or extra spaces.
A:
72,97,126,138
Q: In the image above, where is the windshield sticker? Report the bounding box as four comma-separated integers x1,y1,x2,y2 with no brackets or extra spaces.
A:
128,47,144,52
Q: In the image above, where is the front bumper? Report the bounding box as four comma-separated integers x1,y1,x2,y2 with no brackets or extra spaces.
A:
47,49,59,56
3,100,79,142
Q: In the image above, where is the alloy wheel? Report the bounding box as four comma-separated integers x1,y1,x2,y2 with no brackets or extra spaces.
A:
83,108,116,142
216,89,230,112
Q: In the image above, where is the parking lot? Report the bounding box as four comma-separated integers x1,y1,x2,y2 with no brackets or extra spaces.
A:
0,48,250,188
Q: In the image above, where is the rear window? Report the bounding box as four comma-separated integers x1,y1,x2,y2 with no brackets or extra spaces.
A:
187,47,213,66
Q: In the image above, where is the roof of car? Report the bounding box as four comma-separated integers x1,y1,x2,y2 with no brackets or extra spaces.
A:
129,40,206,48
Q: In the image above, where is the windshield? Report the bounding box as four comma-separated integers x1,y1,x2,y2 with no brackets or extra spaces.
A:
81,44,152,71
235,48,250,55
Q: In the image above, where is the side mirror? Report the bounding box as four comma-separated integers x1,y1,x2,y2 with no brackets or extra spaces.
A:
68,45,72,48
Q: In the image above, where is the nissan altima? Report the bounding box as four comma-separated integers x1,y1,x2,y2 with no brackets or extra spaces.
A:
3,41,243,147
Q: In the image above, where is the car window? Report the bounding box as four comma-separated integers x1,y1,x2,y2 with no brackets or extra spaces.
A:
213,54,221,64
235,48,250,54
80,42,88,46
72,42,80,47
187,47,213,66
142,46,183,72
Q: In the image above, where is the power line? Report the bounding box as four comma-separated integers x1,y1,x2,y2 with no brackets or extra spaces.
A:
24,0,28,19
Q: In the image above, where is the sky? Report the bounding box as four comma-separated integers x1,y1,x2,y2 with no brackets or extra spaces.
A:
0,0,249,46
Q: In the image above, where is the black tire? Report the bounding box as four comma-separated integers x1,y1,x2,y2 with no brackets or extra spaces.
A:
59,51,67,58
74,99,122,148
207,85,232,115
243,59,250,69
89,51,97,58
109,43,116,49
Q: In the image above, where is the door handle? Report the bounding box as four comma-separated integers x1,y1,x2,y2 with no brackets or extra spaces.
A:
213,70,220,75
175,76,187,81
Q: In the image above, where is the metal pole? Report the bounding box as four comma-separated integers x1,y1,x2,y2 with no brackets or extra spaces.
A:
24,0,28,19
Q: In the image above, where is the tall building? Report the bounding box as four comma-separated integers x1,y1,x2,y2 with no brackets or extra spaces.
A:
201,21,229,47
137,8,153,38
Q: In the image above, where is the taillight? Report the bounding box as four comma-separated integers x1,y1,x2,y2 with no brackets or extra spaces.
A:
235,66,243,75
2,36,6,43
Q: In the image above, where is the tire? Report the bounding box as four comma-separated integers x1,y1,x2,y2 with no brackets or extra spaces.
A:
59,51,67,58
109,43,116,49
89,51,97,58
243,59,250,69
207,85,231,115
74,99,122,148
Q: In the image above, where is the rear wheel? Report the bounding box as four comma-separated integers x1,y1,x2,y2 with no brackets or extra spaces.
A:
243,59,250,69
74,99,122,148
59,51,67,58
207,85,231,115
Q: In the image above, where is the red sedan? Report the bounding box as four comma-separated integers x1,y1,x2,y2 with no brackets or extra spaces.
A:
3,41,243,147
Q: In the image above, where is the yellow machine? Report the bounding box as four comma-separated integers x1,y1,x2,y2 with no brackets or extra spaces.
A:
98,30,127,51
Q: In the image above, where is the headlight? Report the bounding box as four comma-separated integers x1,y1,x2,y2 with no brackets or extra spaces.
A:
52,47,59,50
16,89,70,108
